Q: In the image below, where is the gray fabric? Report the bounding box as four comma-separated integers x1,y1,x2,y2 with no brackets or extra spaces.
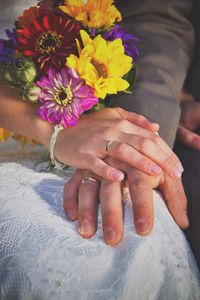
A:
185,0,200,101
109,0,195,147
0,0,195,147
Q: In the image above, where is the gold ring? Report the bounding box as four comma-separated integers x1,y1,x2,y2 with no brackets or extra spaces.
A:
81,177,99,184
105,140,114,152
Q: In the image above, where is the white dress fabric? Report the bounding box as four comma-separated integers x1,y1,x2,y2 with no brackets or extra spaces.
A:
0,1,200,299
0,140,200,300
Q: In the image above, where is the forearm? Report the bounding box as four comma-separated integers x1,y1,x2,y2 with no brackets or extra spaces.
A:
0,84,53,149
110,0,195,147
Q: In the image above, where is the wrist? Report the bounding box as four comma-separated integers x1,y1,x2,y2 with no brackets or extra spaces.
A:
34,116,54,150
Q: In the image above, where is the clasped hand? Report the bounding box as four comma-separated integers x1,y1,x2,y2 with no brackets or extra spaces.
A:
59,107,188,245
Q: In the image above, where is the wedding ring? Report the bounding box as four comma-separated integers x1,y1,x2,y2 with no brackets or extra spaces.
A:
81,177,99,184
105,140,115,152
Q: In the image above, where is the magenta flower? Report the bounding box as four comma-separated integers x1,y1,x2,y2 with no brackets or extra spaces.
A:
37,68,98,127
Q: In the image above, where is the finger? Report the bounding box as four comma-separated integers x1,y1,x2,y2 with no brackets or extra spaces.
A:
127,169,154,235
106,140,162,176
177,124,200,150
85,155,125,182
78,177,100,238
112,121,183,173
107,135,183,179
100,179,124,246
160,175,189,229
115,107,160,132
63,170,82,221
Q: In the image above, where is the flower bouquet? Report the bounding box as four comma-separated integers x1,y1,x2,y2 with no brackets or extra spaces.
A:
0,0,139,143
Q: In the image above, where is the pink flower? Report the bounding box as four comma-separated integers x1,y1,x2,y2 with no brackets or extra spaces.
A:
37,68,98,127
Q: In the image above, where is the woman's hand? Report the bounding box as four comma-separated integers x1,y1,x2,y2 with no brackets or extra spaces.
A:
55,107,183,182
0,82,183,182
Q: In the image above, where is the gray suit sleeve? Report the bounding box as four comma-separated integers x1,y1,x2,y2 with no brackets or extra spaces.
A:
108,0,195,147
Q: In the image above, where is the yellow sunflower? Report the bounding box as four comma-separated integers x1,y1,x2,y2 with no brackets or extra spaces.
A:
66,30,133,99
59,0,122,30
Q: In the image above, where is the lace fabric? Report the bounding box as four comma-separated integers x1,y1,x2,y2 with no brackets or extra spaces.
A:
0,140,200,300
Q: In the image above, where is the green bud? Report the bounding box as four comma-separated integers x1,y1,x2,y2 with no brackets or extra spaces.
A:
24,83,41,102
3,69,15,83
17,61,37,83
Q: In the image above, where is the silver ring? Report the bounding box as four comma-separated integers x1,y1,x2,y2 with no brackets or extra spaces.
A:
105,140,115,152
81,177,99,184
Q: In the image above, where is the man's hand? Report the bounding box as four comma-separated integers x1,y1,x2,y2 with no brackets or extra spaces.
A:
63,159,189,246
177,92,200,149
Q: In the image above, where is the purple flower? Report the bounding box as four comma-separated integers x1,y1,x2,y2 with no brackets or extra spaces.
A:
37,68,98,128
0,28,18,64
103,25,140,62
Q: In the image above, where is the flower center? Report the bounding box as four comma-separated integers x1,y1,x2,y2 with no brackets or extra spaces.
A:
36,31,63,54
91,59,108,78
54,86,73,106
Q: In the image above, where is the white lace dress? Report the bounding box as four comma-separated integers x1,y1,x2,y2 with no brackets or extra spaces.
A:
0,140,200,300
0,1,200,299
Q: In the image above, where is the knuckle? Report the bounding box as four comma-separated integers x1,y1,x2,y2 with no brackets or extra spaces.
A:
151,133,161,144
63,200,76,212
114,142,126,156
79,208,94,221
136,114,146,123
63,181,75,198
103,211,119,221
134,202,149,213
139,137,151,153
130,178,149,192
101,126,113,136
135,157,151,171
117,119,128,128
115,107,125,117
101,187,114,199
87,155,98,166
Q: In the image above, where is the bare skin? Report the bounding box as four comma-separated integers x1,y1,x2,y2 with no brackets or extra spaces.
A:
0,83,183,181
177,90,200,149
63,159,189,246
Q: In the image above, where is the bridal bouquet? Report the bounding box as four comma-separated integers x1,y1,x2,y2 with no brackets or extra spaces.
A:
0,0,139,142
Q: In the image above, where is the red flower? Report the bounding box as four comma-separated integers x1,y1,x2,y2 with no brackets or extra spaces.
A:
17,14,81,72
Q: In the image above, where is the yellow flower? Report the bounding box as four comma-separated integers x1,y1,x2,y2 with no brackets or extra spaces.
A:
66,30,132,99
12,134,38,146
60,0,122,30
0,128,12,142
0,127,37,146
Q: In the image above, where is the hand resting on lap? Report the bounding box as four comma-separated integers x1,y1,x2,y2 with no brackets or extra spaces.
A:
63,158,189,246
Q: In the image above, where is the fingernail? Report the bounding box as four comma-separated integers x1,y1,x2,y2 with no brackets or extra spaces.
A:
66,210,76,220
112,171,124,181
171,166,183,179
183,215,189,227
151,122,159,128
178,164,184,173
150,164,162,175
79,221,92,235
136,220,151,234
193,138,200,149
105,228,117,243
